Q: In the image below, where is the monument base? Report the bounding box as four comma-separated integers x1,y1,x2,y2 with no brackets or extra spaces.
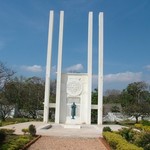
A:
63,124,81,129
65,116,80,124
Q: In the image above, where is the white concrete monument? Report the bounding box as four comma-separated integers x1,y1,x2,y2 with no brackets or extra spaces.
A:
43,11,104,125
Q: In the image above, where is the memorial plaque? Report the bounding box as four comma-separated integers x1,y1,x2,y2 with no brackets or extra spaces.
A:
67,80,82,96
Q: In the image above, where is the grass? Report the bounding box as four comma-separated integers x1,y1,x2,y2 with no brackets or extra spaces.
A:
0,134,34,150
0,118,35,127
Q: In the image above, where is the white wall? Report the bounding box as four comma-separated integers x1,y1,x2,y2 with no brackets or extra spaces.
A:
59,73,89,124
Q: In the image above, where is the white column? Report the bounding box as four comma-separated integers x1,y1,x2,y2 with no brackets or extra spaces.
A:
55,11,64,123
43,11,54,123
87,12,93,124
98,12,104,125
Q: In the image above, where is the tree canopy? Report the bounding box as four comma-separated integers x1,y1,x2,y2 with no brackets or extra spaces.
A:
121,81,150,123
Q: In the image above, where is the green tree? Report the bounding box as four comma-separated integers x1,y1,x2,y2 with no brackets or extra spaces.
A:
22,77,45,119
92,88,98,104
104,89,121,104
0,61,15,90
121,81,150,123
111,105,120,112
0,62,15,120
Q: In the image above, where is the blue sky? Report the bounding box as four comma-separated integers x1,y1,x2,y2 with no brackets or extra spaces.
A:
0,0,150,91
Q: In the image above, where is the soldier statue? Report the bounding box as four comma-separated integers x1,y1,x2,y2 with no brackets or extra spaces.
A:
71,102,76,119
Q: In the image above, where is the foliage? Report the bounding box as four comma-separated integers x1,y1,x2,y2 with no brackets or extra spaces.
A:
0,61,15,90
134,132,150,150
0,128,15,144
0,130,6,143
103,126,112,132
103,126,150,150
0,128,15,135
92,89,121,104
22,128,29,135
104,89,121,104
28,124,36,136
140,120,150,126
0,62,15,120
103,131,143,150
92,88,98,104
0,100,14,121
118,127,138,142
0,135,32,150
121,82,150,123
1,76,45,119
0,120,2,126
91,109,97,124
135,124,150,132
50,79,56,103
111,105,120,112
0,118,32,126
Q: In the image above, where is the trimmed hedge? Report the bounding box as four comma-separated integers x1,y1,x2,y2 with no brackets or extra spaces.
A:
103,132,143,150
103,126,112,132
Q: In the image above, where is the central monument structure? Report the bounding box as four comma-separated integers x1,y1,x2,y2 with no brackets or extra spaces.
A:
43,11,104,125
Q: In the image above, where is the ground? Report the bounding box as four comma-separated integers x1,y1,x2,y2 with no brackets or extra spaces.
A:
27,136,108,150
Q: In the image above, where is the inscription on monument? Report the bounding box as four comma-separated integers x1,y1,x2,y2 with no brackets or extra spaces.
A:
67,80,82,96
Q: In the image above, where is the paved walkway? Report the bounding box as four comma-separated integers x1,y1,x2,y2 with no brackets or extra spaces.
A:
27,136,109,150
0,121,124,137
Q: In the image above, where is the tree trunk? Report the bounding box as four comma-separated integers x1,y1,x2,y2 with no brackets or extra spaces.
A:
135,116,138,123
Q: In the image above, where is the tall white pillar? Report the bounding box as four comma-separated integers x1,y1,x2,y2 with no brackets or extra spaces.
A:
43,11,54,123
87,12,93,124
98,12,104,125
55,11,64,123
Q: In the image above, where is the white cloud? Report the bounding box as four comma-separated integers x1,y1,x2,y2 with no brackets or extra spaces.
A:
104,72,142,83
92,72,143,90
21,65,43,73
144,65,150,71
65,64,84,72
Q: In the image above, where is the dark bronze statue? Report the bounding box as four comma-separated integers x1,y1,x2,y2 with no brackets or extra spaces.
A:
71,102,76,119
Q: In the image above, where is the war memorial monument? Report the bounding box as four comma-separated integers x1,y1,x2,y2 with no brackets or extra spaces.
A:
43,11,104,125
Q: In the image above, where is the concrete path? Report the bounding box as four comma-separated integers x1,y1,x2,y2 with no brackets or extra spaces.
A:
0,121,124,137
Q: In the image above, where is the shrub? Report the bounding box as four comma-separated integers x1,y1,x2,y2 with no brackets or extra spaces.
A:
135,124,143,130
118,127,137,142
22,128,29,135
28,124,36,136
135,124,150,132
103,132,143,150
103,126,112,132
0,130,6,143
140,120,150,126
0,128,15,135
134,132,150,150
15,137,30,148
0,120,2,127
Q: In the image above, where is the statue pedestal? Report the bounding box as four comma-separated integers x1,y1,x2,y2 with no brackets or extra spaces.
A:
65,116,80,124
